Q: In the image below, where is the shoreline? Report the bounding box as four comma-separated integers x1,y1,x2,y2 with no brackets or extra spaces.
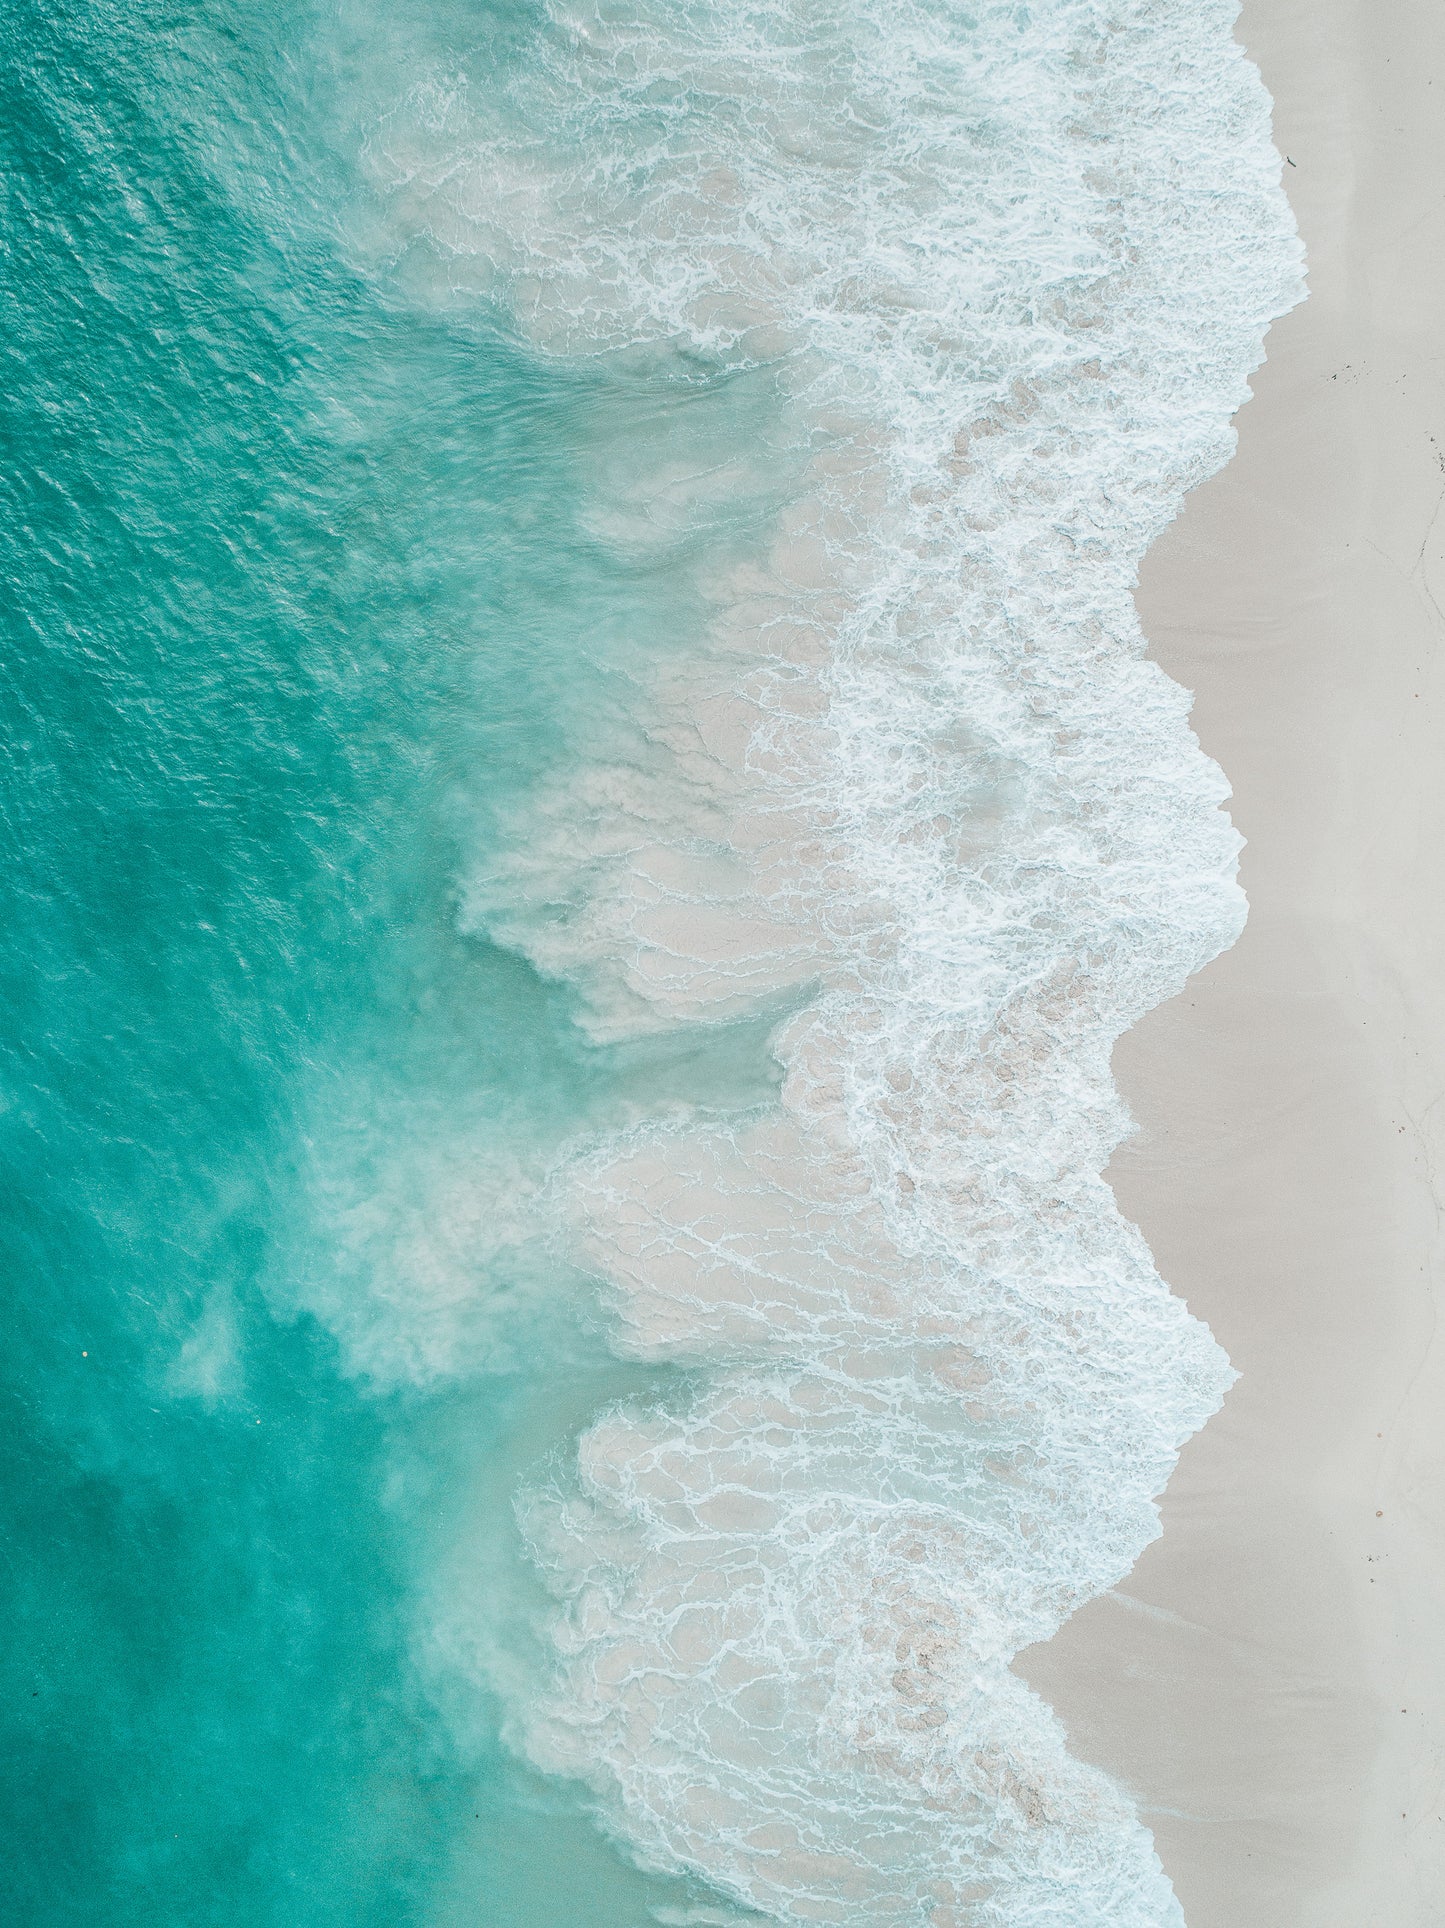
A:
1016,1,1445,1922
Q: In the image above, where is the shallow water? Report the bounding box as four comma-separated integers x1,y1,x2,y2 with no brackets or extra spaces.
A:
2,2,1300,1923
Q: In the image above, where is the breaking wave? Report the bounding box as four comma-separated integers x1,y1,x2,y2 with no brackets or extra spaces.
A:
341,0,1303,1920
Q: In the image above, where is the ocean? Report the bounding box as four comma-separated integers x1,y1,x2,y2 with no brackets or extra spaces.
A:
1,1,1301,1923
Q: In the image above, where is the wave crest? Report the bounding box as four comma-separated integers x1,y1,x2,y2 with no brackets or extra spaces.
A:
357,0,1303,1919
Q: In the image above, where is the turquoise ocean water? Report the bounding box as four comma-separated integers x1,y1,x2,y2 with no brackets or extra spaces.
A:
2,3,1300,1924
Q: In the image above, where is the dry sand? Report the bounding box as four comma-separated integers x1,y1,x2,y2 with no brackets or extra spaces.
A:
1016,2,1445,1922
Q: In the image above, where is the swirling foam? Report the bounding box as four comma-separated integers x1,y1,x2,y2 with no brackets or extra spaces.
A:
360,1,1303,1921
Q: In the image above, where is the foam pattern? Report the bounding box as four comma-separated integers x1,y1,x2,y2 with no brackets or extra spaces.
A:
364,1,1303,1919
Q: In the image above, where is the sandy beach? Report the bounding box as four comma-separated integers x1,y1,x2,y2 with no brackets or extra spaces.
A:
1017,2,1445,1921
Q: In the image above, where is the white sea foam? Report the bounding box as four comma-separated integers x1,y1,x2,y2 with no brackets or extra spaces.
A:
357,0,1303,1920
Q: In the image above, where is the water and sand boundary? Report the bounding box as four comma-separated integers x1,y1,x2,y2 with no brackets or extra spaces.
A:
1020,3,1445,1919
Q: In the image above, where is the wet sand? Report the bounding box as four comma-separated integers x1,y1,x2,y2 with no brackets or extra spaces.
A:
1017,2,1445,1922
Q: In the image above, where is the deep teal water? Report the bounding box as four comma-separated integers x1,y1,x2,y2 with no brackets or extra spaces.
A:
0,4,757,1921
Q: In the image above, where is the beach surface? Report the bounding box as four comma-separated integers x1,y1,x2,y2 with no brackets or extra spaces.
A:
1017,1,1445,1921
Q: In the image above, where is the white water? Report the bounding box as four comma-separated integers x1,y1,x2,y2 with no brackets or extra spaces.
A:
350,1,1304,1920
